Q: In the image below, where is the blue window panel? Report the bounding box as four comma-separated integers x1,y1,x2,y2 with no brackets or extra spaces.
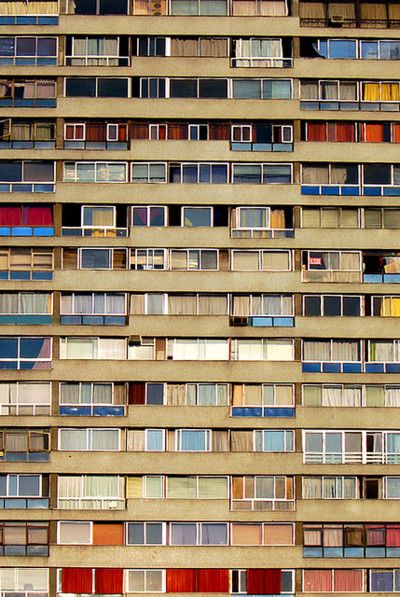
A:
0,272,7,279
301,185,319,195
28,453,49,462
321,186,339,195
273,317,294,327
344,547,364,558
231,407,262,417
39,16,59,24
0,17,14,24
343,362,361,373
322,362,341,373
34,184,54,192
0,315,51,325
0,184,10,191
6,453,27,462
11,227,32,236
366,547,386,558
264,407,295,418
82,316,104,325
61,316,81,325
10,271,30,280
253,143,272,151
365,363,384,373
105,316,126,325
274,143,293,151
342,186,360,196
27,498,49,508
36,100,56,108
387,548,400,557
32,271,52,280
363,274,382,283
302,362,321,372
387,364,400,373
20,361,38,370
364,187,381,196
20,337,46,359
34,227,54,237
321,102,339,110
12,184,32,192
384,274,400,283
4,498,26,508
37,58,57,65
59,405,91,416
383,187,400,196
93,405,125,416
324,547,344,558
0,228,10,236
249,316,273,327
232,143,252,151
303,547,323,557
17,16,37,24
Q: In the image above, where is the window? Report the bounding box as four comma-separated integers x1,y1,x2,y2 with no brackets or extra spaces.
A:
232,78,292,99
303,569,365,593
0,568,48,593
60,293,126,318
170,249,218,270
254,430,294,452
231,475,295,511
131,162,167,183
59,337,126,360
373,296,400,317
67,0,128,14
0,248,53,281
302,251,362,283
0,160,54,190
77,248,127,270
130,249,167,270
65,77,129,97
0,79,57,106
301,79,358,103
131,206,166,226
231,250,292,271
169,522,228,545
0,292,52,316
303,295,363,317
0,336,51,370
176,430,211,451
59,428,120,451
59,382,126,416
232,383,294,408
170,0,228,15
170,339,229,360
232,339,294,361
58,521,124,545
126,570,165,593
0,382,51,416
302,477,359,499
231,523,294,546
0,37,57,65
0,522,49,556
57,476,125,510
0,474,48,509
232,163,292,184
68,37,122,66
182,207,212,227
232,295,293,317
127,523,165,545
64,161,127,182
0,429,49,462
169,162,228,183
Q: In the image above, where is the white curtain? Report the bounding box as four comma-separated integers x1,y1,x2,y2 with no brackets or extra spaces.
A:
59,429,87,450
97,338,126,359
302,478,322,499
386,387,400,406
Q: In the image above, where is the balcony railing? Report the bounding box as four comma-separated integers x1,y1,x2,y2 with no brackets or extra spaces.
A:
231,498,295,511
301,270,362,283
364,273,400,284
231,406,295,417
304,451,400,465
0,402,50,416
300,17,400,29
64,140,128,150
57,497,125,510
59,404,126,416
65,55,130,66
61,227,128,237
231,57,292,68
302,360,362,373
0,15,58,25
231,141,293,152
0,56,56,66
0,497,49,509
0,140,55,149
0,225,54,237
231,228,294,239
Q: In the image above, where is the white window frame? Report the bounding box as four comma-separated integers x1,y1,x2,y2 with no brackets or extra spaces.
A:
181,206,213,227
106,123,120,141
81,205,116,229
130,161,167,183
236,206,270,230
144,429,166,452
57,520,93,545
126,521,167,545
60,292,127,316
58,428,121,451
188,123,209,140
176,429,211,452
63,161,128,183
59,381,122,407
0,292,52,316
64,122,85,141
2,473,43,498
231,124,252,143
149,124,167,140
131,205,167,227
125,569,166,593
170,248,219,271
130,248,168,270
302,294,363,317
78,247,113,270
254,429,295,452
144,294,168,315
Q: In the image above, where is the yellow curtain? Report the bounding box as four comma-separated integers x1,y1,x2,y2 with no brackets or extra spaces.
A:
363,83,380,101
381,83,400,101
382,297,400,317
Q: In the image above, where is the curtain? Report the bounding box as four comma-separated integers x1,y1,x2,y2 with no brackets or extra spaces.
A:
304,527,322,546
129,383,145,405
364,123,385,142
232,523,262,545
264,523,293,545
127,430,145,451
61,568,92,593
386,387,400,406
327,2,355,19
197,569,229,592
94,569,123,593
303,570,332,592
247,569,282,594
212,430,229,451
367,525,385,546
306,122,326,142
334,570,364,592
231,431,253,452
387,525,400,547
171,38,199,56
0,207,21,226
302,477,322,499
199,38,228,57
166,569,196,592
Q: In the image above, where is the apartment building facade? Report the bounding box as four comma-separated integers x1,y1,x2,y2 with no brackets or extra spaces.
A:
3,0,400,595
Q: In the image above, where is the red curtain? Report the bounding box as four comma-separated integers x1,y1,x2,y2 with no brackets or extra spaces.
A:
247,569,282,594
197,570,229,592
386,525,400,547
94,569,123,594
336,122,355,142
363,123,384,142
0,207,21,226
25,207,53,226
86,123,107,141
209,124,230,140
392,123,400,143
62,568,93,593
128,383,145,404
306,122,326,141
130,123,149,139
118,124,127,141
166,569,196,592
168,124,188,140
